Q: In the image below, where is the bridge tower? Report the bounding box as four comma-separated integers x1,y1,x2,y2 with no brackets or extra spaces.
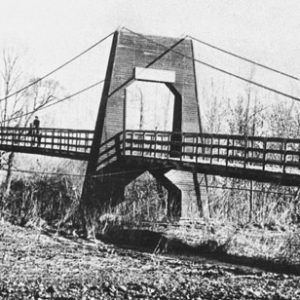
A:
83,29,209,220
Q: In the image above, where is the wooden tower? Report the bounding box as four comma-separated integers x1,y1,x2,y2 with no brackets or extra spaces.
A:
83,29,209,220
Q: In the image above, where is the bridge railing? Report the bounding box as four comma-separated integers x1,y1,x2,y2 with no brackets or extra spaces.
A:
97,133,123,168
116,130,300,175
0,127,94,156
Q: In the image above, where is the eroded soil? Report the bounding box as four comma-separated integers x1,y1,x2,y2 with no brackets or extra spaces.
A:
0,221,300,299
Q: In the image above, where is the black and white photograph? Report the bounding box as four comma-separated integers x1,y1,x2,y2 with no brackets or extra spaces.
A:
0,1,300,299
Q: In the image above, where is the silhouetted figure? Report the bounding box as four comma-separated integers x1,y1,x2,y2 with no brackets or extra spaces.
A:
33,116,41,147
33,116,40,134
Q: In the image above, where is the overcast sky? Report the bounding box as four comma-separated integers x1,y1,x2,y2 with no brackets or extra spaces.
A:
0,0,299,128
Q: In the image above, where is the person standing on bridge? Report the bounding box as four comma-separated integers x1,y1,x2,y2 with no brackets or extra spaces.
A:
33,116,40,134
33,116,41,146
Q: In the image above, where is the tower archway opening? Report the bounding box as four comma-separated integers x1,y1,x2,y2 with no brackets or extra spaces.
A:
125,81,180,132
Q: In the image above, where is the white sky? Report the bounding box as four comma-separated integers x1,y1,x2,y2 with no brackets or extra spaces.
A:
0,0,300,129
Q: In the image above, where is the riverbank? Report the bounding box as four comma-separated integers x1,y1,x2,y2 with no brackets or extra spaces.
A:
1,220,300,299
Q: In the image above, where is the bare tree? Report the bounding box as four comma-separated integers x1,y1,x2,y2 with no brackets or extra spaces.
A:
0,49,61,210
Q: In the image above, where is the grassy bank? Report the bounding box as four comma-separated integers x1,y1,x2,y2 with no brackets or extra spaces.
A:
1,169,300,269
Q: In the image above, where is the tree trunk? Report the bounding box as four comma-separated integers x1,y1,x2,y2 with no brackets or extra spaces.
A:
0,152,15,217
249,180,253,222
4,152,14,196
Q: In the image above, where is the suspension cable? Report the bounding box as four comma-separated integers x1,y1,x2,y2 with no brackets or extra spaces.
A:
189,35,300,81
0,31,114,103
3,79,105,124
124,27,300,103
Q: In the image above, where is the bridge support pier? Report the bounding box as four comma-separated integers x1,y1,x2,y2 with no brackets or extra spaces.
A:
151,169,210,220
83,165,146,220
164,170,210,219
83,164,209,223
150,170,181,219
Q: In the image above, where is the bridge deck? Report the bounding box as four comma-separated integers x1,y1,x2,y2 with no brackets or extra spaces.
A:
0,127,93,160
98,130,300,186
1,127,300,185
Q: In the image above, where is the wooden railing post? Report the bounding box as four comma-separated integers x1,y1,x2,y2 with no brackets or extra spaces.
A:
75,131,78,152
148,132,153,157
262,138,267,171
122,131,126,156
59,130,62,151
193,136,197,159
298,142,300,170
217,137,220,162
52,129,55,150
250,138,254,166
154,132,158,158
210,136,213,164
283,139,287,173
130,132,133,155
85,132,89,151
115,133,121,158
196,136,199,163
180,133,184,162
67,131,70,152
244,136,248,168
231,138,235,165
226,136,230,168
142,131,145,157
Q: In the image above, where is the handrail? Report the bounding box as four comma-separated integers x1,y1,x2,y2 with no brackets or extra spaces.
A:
0,126,94,134
95,130,300,177
1,127,300,176
0,126,94,159
124,129,300,143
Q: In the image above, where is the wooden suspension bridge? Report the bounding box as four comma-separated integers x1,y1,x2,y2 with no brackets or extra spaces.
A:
0,29,299,219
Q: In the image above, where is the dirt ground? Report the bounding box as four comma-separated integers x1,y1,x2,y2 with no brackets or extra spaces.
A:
0,221,300,300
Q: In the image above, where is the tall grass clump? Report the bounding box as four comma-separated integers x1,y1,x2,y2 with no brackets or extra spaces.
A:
0,162,86,229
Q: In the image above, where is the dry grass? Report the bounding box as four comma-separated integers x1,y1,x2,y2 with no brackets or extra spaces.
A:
1,220,300,299
1,164,300,269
